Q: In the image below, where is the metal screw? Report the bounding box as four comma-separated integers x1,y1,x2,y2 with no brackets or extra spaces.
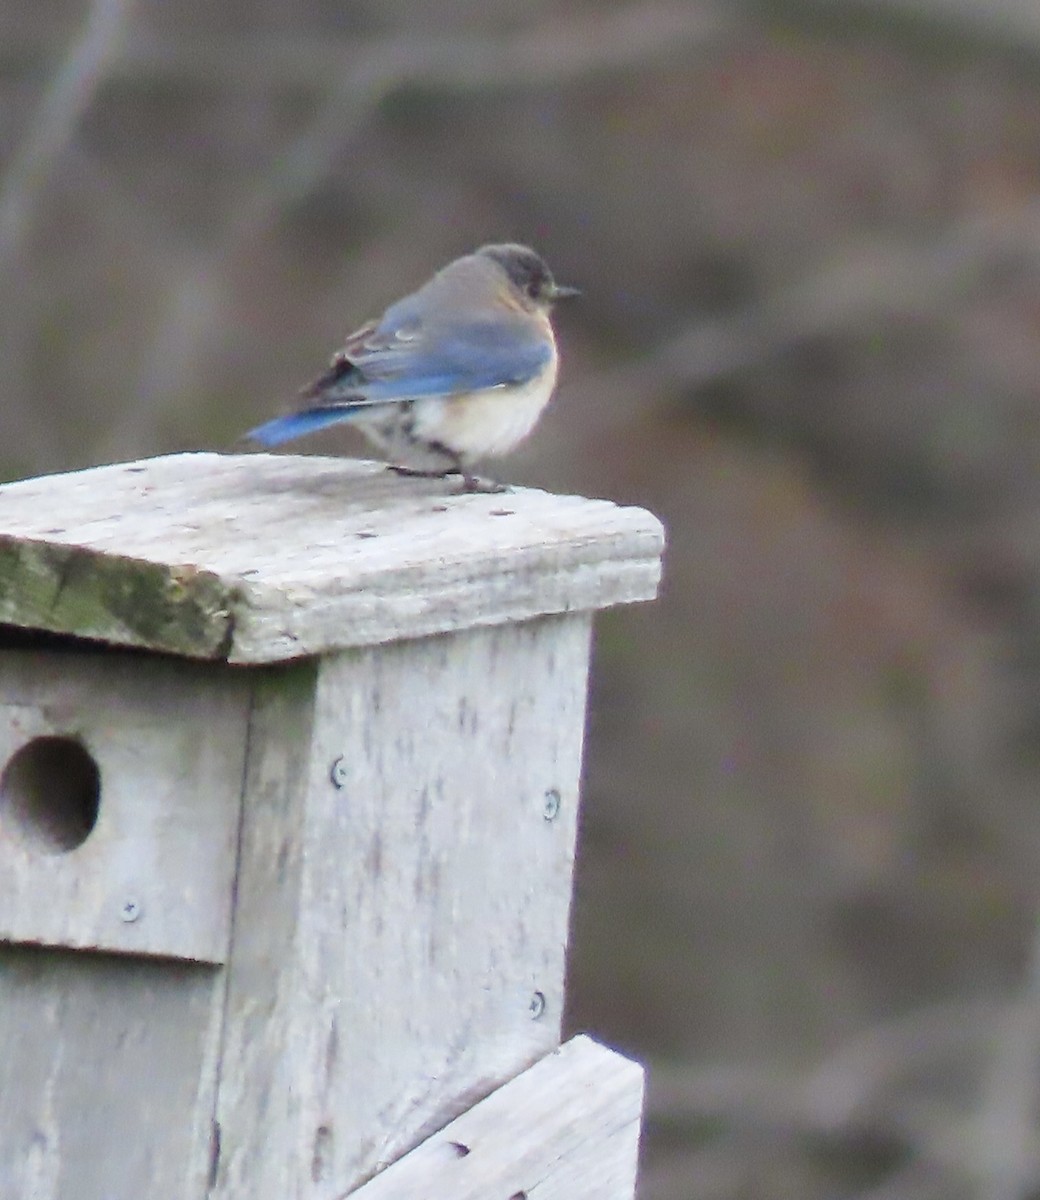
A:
120,899,142,923
528,991,546,1020
542,789,561,821
330,756,348,789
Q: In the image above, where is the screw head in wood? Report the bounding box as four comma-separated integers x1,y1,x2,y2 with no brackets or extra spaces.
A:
120,899,142,923
542,789,561,821
528,990,546,1020
330,756,348,789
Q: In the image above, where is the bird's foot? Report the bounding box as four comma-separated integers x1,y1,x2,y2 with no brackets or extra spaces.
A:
387,463,455,479
460,473,509,494
386,463,509,494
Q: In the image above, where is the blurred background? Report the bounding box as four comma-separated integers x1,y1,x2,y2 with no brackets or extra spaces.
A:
4,1,1040,1196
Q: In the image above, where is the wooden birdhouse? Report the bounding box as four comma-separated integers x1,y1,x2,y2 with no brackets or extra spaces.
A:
0,452,664,1200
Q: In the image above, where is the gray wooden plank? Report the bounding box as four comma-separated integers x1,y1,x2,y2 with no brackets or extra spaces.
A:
349,1035,644,1200
0,946,224,1200
207,659,320,1199
0,453,664,662
213,614,591,1198
0,649,249,962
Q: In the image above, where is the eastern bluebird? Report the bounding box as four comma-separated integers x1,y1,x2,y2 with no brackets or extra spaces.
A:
245,243,578,491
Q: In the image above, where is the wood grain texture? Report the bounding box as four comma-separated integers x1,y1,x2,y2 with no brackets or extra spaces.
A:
0,648,249,962
0,947,225,1200
213,615,592,1199
208,659,320,1199
0,453,664,662
348,1035,644,1200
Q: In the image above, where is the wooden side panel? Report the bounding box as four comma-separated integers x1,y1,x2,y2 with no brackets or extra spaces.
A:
214,614,592,1199
0,649,250,962
0,947,224,1200
208,661,320,1199
349,1036,645,1200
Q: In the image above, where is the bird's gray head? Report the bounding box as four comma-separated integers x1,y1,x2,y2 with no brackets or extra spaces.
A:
476,243,580,308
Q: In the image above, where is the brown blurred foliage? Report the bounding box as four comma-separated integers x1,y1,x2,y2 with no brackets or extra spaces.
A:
5,2,1040,1197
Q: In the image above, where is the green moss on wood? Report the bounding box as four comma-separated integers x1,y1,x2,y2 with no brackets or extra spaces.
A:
0,538,236,659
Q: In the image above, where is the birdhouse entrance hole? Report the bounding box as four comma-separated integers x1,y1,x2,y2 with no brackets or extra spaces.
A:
0,736,100,853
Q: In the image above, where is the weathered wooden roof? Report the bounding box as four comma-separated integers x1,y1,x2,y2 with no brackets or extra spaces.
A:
0,453,664,663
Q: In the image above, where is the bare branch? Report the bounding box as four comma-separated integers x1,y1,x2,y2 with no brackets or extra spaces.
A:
791,0,1040,53
110,5,735,93
0,0,135,274
971,917,1040,1200
652,210,1040,391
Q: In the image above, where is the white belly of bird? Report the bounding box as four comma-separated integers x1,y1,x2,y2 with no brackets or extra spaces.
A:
412,361,559,462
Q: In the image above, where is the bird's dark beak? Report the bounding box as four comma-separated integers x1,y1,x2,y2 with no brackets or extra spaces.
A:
548,283,581,301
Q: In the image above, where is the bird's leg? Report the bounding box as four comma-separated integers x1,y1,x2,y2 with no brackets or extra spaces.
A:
430,446,510,493
388,444,510,494
388,440,462,481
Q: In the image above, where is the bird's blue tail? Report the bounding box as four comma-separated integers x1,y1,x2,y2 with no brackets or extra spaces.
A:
245,407,356,447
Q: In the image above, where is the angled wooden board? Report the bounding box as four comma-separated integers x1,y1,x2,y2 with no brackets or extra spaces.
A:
0,453,664,662
349,1035,644,1200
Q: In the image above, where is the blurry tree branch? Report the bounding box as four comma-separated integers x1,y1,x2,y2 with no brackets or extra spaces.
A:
779,0,1040,55
121,3,739,447
651,210,1040,392
123,2,737,243
114,5,735,93
569,204,1040,447
0,0,134,275
0,0,135,466
646,994,1040,1197
972,918,1040,1200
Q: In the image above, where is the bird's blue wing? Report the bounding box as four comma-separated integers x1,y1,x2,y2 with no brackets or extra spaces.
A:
351,313,553,400
244,318,553,446
246,270,554,446
329,282,552,395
